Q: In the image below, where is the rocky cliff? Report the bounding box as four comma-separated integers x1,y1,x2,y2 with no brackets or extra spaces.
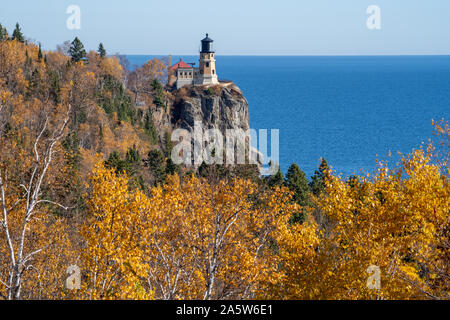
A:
153,83,250,141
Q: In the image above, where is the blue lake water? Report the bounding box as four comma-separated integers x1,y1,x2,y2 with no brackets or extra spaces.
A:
127,55,450,178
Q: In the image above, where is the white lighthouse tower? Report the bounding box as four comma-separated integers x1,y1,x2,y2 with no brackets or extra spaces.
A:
195,34,219,85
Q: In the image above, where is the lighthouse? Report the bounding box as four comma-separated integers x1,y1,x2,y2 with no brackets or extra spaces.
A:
169,34,220,89
196,34,219,85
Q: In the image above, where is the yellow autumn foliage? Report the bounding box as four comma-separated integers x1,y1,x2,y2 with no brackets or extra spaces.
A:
263,144,449,300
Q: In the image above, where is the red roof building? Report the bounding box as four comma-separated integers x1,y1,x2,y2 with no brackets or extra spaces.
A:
168,34,219,89
170,58,193,71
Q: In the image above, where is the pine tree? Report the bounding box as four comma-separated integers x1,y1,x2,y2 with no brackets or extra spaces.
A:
163,131,174,158
267,165,284,187
152,79,164,108
144,149,166,185
286,163,312,207
69,37,86,62
25,50,32,68
144,109,158,145
165,158,179,176
37,43,43,62
0,24,7,41
105,151,128,174
124,146,142,177
125,147,140,165
12,23,24,43
286,163,312,224
310,158,330,196
98,43,106,58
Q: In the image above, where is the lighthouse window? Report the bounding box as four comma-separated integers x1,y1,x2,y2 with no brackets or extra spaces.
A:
213,70,215,74
206,62,210,68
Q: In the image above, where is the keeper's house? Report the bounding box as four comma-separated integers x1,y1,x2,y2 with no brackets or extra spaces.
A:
168,34,219,89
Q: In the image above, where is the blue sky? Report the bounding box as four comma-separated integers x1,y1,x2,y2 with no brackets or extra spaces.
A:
1,0,449,55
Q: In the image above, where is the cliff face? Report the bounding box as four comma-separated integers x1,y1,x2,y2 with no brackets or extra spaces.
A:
152,83,250,139
171,84,249,133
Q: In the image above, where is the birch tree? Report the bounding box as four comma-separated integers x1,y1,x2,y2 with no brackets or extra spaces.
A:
0,101,72,299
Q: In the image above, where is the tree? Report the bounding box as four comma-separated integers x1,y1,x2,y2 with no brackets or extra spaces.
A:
151,79,164,108
267,165,284,187
310,158,330,196
165,158,179,176
0,24,7,41
81,163,152,299
0,101,73,299
144,109,158,145
69,37,86,62
56,40,71,55
265,144,449,300
163,131,174,158
143,174,296,299
98,43,106,58
12,23,24,43
37,42,43,62
80,162,298,300
105,151,128,174
286,163,311,206
127,58,166,104
144,149,166,185
285,163,312,223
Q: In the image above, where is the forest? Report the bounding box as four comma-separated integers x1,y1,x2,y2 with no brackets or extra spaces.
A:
0,23,448,300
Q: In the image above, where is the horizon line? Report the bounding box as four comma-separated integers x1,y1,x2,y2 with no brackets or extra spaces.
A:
123,53,450,57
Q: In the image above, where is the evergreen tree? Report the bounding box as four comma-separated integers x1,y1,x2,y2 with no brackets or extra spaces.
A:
286,163,312,224
165,158,179,176
62,132,82,172
24,50,32,70
144,109,158,145
98,43,106,58
231,164,261,182
105,151,128,174
310,158,330,196
163,131,174,158
125,147,140,165
29,68,42,97
152,79,164,108
144,149,166,185
12,23,24,43
69,37,86,62
105,148,146,190
37,43,43,62
124,146,141,176
0,24,7,41
267,165,284,187
197,161,210,178
286,163,312,207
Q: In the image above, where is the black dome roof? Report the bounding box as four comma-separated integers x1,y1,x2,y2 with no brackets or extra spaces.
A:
201,33,213,42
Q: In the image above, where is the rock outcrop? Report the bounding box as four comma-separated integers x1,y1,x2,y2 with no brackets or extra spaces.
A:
170,83,249,133
150,82,263,172
151,83,250,141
